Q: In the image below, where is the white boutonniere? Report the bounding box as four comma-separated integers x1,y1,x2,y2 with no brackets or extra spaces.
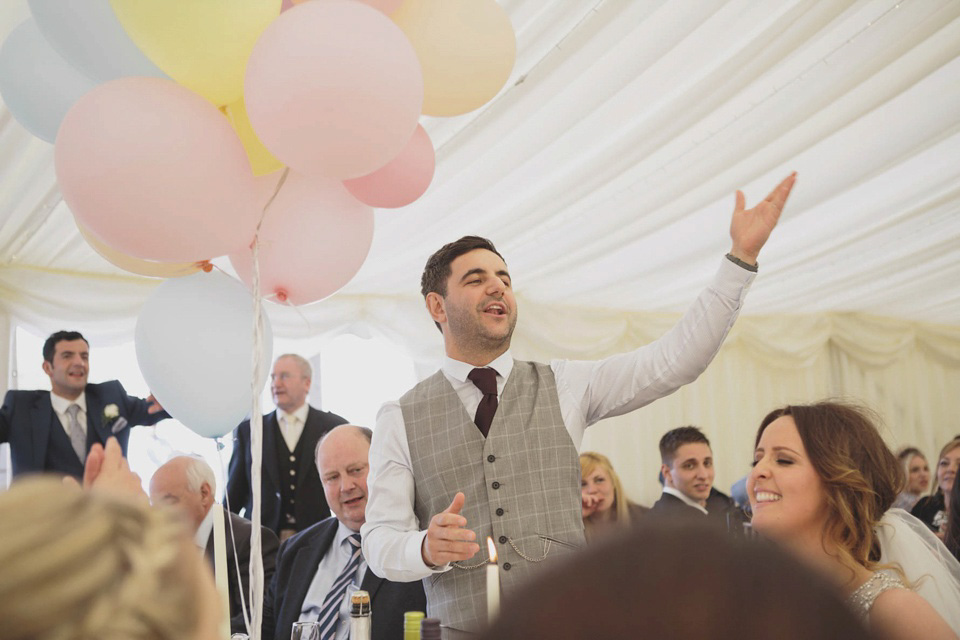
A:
103,404,119,424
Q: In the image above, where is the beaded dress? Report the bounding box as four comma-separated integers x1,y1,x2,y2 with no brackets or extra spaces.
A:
846,572,906,622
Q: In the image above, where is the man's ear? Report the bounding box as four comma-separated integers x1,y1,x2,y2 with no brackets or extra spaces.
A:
661,463,673,488
200,482,214,508
41,361,53,377
425,292,446,325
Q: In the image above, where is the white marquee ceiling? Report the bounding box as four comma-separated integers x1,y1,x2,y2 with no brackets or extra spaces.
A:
1,0,959,352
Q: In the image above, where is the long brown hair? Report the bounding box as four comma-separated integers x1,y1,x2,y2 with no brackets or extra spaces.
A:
932,437,960,497
756,401,902,575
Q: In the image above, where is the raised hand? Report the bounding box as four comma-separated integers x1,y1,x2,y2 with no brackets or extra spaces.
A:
146,394,164,415
85,437,147,501
582,492,599,519
729,172,797,265
421,492,481,567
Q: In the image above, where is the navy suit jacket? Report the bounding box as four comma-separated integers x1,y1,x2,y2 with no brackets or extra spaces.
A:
0,380,167,478
264,516,426,640
205,510,280,635
226,406,347,535
650,491,708,519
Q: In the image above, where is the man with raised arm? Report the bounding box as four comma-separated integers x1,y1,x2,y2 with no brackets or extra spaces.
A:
361,175,797,638
1,330,166,479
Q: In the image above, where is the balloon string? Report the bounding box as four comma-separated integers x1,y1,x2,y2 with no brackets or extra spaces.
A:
246,166,287,640
283,297,315,333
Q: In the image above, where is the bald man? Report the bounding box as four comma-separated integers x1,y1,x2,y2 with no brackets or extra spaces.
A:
265,425,425,640
151,455,279,635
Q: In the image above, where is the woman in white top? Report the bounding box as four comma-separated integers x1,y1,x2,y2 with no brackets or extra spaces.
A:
748,401,960,640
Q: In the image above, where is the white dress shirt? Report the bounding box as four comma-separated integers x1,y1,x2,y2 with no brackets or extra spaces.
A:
50,391,87,437
661,486,709,515
362,257,755,582
278,403,310,452
300,521,367,640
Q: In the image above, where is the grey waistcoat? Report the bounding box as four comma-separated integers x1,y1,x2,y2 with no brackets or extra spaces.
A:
400,361,585,634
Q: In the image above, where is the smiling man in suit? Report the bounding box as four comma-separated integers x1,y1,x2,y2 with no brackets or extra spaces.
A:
227,353,348,541
265,425,426,640
0,330,167,480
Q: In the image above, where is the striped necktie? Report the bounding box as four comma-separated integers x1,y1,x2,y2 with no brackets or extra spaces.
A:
316,533,362,640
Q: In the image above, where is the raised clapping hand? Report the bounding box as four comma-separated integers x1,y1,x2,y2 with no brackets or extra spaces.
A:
729,172,798,265
63,437,147,502
421,492,481,568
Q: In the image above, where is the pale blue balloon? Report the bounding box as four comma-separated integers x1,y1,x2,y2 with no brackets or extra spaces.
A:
135,271,274,439
28,0,167,84
0,19,96,143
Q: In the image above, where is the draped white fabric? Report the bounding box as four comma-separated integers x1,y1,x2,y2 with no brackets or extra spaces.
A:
1,1,960,498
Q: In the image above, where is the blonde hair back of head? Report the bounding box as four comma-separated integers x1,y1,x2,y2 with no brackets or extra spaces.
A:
0,477,202,640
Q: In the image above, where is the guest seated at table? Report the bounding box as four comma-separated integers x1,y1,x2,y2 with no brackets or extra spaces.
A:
579,452,647,541
893,446,931,512
481,520,873,640
0,475,221,640
748,401,960,639
912,437,960,537
150,455,279,636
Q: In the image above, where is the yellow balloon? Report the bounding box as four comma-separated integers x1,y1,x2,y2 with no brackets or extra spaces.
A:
109,0,281,106
392,0,516,117
78,223,207,278
222,99,284,176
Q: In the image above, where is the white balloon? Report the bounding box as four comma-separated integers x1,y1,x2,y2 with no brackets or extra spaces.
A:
28,0,167,83
0,19,95,142
135,271,272,438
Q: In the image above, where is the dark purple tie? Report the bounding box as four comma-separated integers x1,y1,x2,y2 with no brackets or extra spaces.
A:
467,367,498,437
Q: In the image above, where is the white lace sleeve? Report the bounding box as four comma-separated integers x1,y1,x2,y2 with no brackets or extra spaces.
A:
877,508,960,635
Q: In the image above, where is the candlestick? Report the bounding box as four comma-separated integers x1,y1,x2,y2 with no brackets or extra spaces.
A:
486,536,500,625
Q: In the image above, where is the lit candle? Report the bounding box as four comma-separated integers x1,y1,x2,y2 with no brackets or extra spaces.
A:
486,536,500,625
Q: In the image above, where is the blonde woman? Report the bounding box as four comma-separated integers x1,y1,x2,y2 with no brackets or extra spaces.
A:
748,402,960,639
0,475,222,640
580,451,647,541
912,437,960,537
893,446,930,512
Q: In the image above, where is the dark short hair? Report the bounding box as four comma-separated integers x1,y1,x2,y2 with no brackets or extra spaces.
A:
659,426,711,465
480,521,872,640
43,331,88,363
420,236,504,299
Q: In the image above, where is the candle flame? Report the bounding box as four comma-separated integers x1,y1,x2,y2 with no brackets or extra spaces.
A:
487,536,498,563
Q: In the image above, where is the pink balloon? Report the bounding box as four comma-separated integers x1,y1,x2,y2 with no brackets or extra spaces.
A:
312,0,404,13
55,77,258,262
344,124,435,208
244,1,423,179
229,171,374,305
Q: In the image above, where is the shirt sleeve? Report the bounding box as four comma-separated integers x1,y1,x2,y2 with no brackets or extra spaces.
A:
553,257,755,448
361,401,447,582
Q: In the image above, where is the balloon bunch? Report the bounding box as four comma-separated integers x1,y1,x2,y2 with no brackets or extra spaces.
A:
0,0,515,437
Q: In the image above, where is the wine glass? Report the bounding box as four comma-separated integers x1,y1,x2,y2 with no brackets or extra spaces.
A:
291,621,321,640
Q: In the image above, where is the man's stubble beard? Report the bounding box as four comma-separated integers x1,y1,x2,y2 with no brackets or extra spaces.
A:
446,303,518,357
